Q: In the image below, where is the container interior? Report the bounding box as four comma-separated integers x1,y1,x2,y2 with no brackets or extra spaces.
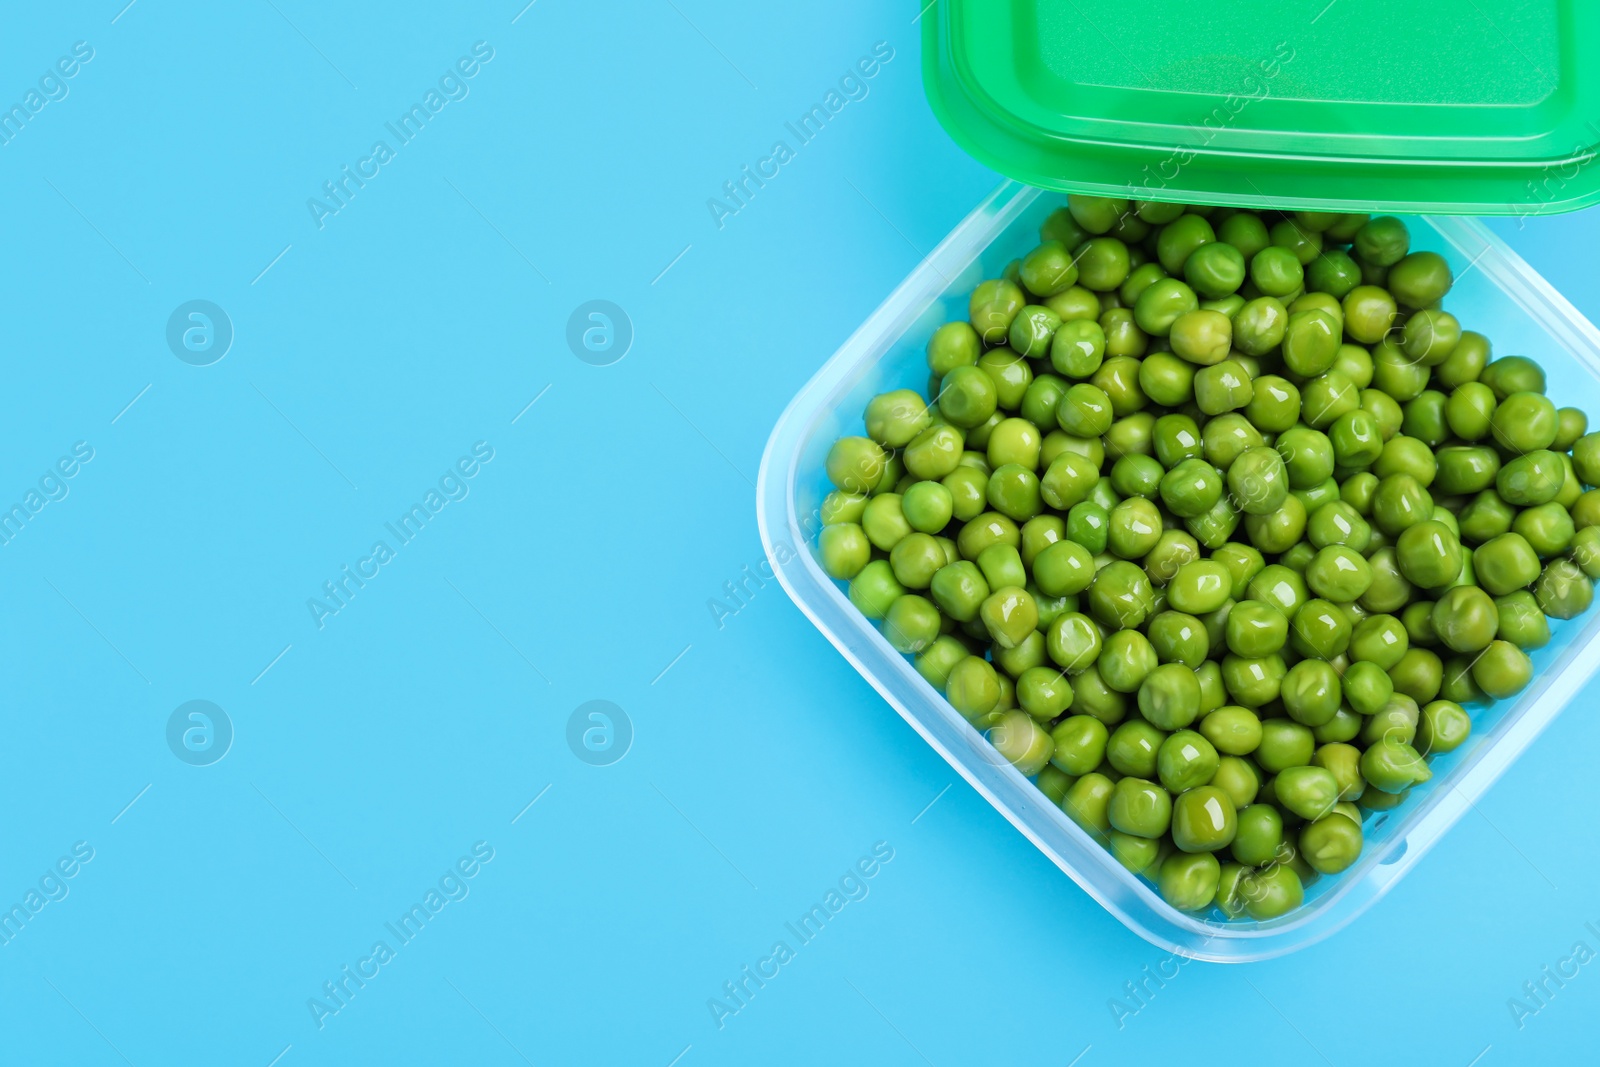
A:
775,183,1600,955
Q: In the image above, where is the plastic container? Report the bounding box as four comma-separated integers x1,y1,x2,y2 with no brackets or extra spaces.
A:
756,180,1600,961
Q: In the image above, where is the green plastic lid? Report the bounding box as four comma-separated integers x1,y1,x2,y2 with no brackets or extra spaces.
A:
923,0,1600,215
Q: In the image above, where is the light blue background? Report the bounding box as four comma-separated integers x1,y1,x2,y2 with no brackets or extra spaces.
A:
1,2,1596,1064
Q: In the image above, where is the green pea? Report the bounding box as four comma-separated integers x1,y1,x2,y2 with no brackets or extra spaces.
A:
1155,729,1218,792
1459,488,1514,545
1104,411,1157,460
1302,371,1362,429
1221,652,1287,709
1036,713,1104,776
1388,645,1443,704
1257,718,1315,773
969,279,1026,344
1247,564,1309,619
1299,813,1363,875
1198,706,1262,757
1136,352,1194,409
1107,718,1165,778
1020,240,1080,297
1100,629,1160,694
1439,655,1485,704
1496,450,1564,508
1361,738,1431,794
1133,277,1199,337
926,321,981,377
1387,250,1453,308
1184,241,1246,299
1250,246,1304,298
1393,519,1462,589
1218,212,1270,258
1162,559,1230,616
1342,660,1393,716
1211,756,1261,809
1243,376,1300,435
1340,285,1396,345
1282,309,1341,377
848,559,904,619
1306,501,1372,554
1274,765,1340,821
1159,850,1221,912
900,481,954,535
1371,474,1433,538
1226,446,1288,515
1168,786,1237,854
1244,494,1308,555
1430,585,1498,654
957,511,1019,560
1225,599,1287,658
1491,392,1559,453
1242,864,1304,920
883,594,941,653
990,711,1054,775
1193,360,1254,416
1495,590,1551,650
929,560,988,623
1230,803,1284,866
1290,598,1352,660
888,532,944,589
1169,309,1233,366
1557,407,1591,453
945,655,1001,721
1045,611,1102,673
1063,772,1116,842
1147,610,1208,668
1067,194,1128,235
981,586,1039,649
864,390,932,449
1535,558,1594,620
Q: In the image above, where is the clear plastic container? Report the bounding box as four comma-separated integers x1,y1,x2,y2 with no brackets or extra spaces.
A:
756,180,1600,961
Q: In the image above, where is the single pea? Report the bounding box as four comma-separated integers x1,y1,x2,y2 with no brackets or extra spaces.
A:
1431,585,1499,654
848,559,904,620
1556,407,1590,452
1199,706,1263,757
1274,765,1341,821
1221,651,1288,709
1439,656,1485,704
1282,309,1341,377
1212,755,1261,809
986,463,1043,522
1375,435,1438,488
1244,375,1301,435
1459,489,1515,545
1133,277,1200,337
1473,532,1541,596
945,655,1001,721
980,585,1039,649
1242,863,1304,920
956,511,1018,560
1491,392,1559,453
930,560,989,622
1036,765,1075,806
976,542,1026,591
926,321,981,377
1226,446,1289,516
1388,645,1444,705
1231,298,1288,359
1290,598,1352,661
1212,544,1266,601
1159,851,1221,912
1361,738,1431,794
1138,352,1195,408
1147,610,1208,668
1496,452,1565,511
818,522,874,581
1108,830,1163,875
1020,240,1080,297
1157,729,1220,792
1067,194,1128,235
1218,212,1270,259
883,594,941,653
1054,382,1113,438
1099,629,1159,696
901,480,955,535
1062,772,1116,842
1109,777,1173,839
1312,741,1365,802
1120,261,1168,306
938,365,1001,429
1151,458,1221,521
1535,558,1594,620
1353,215,1409,266
889,532,946,590
1050,318,1106,379
1164,559,1231,616
1302,370,1362,429
1495,590,1552,650
1371,474,1434,538
1388,250,1453,308
1031,539,1094,598
1245,494,1308,555
1151,413,1203,468
990,711,1054,775
1340,285,1397,345
986,417,1042,471
969,278,1026,344
1343,659,1395,715
864,389,932,449
1104,411,1157,460
977,348,1034,411
1468,639,1532,700
1574,525,1600,580
1135,662,1200,730
1414,699,1471,758
1226,599,1288,658
1100,307,1148,358
1307,501,1373,554
1481,355,1547,399
1153,213,1213,272
1231,803,1284,866
821,489,871,526
826,435,888,494
1257,718,1316,773
1193,360,1255,416
1110,453,1164,499
1250,246,1304,298
1299,813,1363,875
913,635,968,691
1184,241,1246,299
1107,719,1166,778
1281,659,1343,727
1247,564,1310,619
1170,786,1237,854
1216,863,1251,918
1394,519,1463,588
1048,714,1109,775
1169,309,1233,365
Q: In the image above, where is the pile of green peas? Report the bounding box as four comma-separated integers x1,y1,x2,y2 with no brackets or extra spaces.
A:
817,194,1600,920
